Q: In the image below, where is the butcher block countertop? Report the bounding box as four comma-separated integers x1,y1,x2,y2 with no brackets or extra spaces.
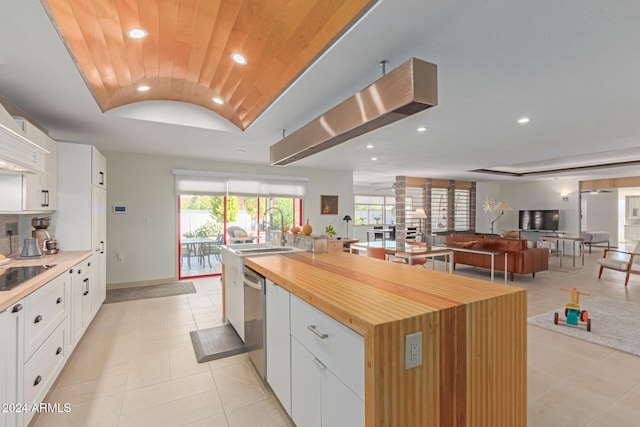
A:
0,251,92,312
244,252,524,335
245,252,528,427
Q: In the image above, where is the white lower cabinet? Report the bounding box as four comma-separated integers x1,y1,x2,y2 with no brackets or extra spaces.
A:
23,322,66,427
0,255,99,427
291,338,365,427
291,338,322,427
0,308,5,427
266,289,364,427
265,279,291,415
1,300,25,427
23,274,66,360
0,300,25,427
70,255,95,348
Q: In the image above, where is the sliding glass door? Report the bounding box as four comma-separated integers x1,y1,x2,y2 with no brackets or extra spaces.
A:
178,194,302,279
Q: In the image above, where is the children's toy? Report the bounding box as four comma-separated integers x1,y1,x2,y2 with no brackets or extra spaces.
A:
553,287,592,332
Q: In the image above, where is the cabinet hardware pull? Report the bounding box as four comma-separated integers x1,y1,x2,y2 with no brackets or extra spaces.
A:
12,304,23,313
313,358,327,370
307,325,328,339
69,269,74,274
99,171,104,185
77,269,82,274
56,297,63,304
34,315,43,324
34,376,42,386
88,262,91,267
56,347,62,355
83,291,89,296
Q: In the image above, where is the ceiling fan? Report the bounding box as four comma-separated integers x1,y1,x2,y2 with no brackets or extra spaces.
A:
373,182,397,191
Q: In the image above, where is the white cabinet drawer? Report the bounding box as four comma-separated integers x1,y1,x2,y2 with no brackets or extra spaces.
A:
24,321,66,410
24,274,67,360
290,295,364,400
75,254,95,276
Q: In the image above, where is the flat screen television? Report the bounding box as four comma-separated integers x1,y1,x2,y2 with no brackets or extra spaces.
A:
518,210,559,231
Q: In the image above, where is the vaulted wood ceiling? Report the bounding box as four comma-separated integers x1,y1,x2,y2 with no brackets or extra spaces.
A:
42,0,377,130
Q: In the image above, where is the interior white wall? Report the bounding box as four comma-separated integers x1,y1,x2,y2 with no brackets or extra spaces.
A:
499,178,580,246
104,151,353,285
618,187,640,243
582,190,619,244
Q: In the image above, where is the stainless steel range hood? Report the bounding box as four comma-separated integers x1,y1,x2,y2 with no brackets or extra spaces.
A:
270,58,437,166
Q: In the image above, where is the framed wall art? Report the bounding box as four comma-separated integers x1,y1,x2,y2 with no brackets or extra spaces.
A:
321,195,338,215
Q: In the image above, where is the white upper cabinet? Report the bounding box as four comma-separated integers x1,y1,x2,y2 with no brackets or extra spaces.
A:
0,115,57,213
20,126,57,212
91,146,106,188
0,106,46,175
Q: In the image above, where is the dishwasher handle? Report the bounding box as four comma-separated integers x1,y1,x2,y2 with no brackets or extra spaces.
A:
242,269,264,290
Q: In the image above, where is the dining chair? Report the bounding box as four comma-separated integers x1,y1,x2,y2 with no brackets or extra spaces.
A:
406,241,429,267
180,244,193,269
198,242,216,268
367,247,388,260
373,225,384,241
367,247,405,264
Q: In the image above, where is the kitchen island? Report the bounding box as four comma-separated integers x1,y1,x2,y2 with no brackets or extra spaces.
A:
245,251,527,427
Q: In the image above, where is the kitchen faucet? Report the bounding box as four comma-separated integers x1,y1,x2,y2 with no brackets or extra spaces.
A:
263,207,286,246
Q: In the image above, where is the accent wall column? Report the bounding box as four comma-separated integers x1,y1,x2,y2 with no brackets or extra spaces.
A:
470,182,477,232
394,176,406,251
425,179,432,236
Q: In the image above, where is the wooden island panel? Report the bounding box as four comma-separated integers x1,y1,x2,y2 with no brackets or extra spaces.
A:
245,252,527,427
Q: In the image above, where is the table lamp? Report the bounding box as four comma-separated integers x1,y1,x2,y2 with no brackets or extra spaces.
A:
413,209,427,241
343,215,353,238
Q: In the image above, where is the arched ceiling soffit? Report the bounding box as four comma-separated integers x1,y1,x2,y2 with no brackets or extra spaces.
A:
42,0,377,130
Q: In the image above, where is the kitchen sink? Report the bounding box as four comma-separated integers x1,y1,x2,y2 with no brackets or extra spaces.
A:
235,247,296,255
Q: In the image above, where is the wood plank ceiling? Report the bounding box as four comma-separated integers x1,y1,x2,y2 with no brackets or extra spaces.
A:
42,0,377,130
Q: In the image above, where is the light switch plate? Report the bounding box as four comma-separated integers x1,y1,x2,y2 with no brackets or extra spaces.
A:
405,331,422,369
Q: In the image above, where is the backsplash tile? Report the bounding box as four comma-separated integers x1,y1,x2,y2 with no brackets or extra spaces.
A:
0,214,20,257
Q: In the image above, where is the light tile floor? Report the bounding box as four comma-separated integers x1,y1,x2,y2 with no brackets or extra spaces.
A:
31,247,640,426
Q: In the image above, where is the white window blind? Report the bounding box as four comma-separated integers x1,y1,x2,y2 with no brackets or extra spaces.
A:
431,188,448,231
173,170,307,197
454,189,470,230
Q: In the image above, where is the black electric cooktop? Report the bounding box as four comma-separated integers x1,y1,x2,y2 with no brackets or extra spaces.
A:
0,265,57,291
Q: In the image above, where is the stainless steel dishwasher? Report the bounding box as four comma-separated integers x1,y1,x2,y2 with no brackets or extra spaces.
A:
243,265,265,379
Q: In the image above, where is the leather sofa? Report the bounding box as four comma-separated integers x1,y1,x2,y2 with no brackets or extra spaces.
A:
446,233,549,280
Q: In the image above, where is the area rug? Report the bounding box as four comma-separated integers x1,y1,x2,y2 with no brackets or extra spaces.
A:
528,296,640,357
538,267,581,278
105,281,196,303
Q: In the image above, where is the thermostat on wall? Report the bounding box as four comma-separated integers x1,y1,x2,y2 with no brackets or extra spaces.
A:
113,205,127,214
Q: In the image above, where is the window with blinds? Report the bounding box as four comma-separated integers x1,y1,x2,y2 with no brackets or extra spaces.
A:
454,189,471,231
431,188,448,231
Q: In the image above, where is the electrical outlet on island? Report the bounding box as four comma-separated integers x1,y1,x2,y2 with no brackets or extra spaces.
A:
405,331,423,369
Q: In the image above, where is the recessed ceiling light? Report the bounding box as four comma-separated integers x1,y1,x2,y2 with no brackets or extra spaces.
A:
371,157,378,161
365,144,374,149
236,149,246,153
127,28,148,39
212,97,224,105
416,126,427,132
517,117,531,124
231,53,247,65
136,85,150,92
